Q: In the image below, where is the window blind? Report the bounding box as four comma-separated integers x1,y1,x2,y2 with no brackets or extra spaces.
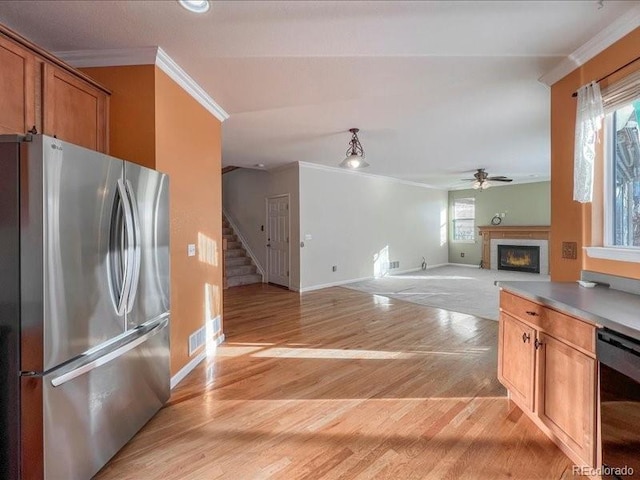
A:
601,69,640,114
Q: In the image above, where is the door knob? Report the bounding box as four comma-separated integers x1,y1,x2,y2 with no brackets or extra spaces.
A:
534,338,544,350
266,244,271,247
522,332,531,343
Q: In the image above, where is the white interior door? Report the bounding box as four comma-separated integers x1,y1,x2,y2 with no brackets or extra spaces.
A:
266,195,290,288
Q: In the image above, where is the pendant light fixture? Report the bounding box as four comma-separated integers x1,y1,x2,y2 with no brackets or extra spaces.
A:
340,128,369,169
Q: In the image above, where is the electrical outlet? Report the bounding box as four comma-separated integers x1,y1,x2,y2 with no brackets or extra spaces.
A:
188,244,196,257
332,265,337,272
461,252,465,258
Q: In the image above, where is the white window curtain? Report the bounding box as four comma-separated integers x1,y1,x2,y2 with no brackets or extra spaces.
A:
573,81,604,203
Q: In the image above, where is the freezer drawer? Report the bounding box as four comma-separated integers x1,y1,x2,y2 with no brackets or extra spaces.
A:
33,317,169,480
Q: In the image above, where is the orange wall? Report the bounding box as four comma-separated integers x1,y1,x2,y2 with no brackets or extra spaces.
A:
550,27,640,281
154,68,223,375
81,65,223,376
81,66,156,169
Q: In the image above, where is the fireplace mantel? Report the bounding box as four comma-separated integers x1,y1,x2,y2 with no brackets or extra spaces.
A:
477,225,550,270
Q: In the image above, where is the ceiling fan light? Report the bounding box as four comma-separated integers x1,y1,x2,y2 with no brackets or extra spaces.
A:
473,180,481,190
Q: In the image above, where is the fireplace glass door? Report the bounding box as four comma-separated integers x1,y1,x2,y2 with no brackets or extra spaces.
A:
498,245,540,273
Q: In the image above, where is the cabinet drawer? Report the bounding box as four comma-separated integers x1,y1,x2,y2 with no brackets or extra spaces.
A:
500,290,546,327
538,309,595,355
500,290,595,355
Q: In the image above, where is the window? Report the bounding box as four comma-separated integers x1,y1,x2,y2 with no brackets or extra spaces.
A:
607,100,640,247
586,70,640,264
452,197,475,242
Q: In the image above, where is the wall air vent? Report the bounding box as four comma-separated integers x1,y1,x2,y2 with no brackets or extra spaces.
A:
188,316,222,356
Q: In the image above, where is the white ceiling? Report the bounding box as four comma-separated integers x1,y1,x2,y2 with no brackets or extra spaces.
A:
0,0,638,189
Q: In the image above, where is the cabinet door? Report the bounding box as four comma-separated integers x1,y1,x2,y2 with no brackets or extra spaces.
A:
498,312,536,411
42,63,108,153
0,35,35,134
536,332,596,466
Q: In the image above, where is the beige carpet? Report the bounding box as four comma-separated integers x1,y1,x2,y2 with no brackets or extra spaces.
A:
343,265,550,321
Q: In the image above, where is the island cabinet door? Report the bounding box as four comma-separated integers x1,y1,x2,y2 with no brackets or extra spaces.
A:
536,332,596,467
498,312,536,411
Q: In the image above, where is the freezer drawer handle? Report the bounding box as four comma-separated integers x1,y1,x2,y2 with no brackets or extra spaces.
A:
50,319,167,387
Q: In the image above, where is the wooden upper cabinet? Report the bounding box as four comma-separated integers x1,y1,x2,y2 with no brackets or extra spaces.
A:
42,63,109,153
498,312,536,411
536,332,596,467
0,34,35,135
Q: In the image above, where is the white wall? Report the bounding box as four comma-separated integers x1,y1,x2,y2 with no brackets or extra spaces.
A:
299,163,449,291
222,164,301,289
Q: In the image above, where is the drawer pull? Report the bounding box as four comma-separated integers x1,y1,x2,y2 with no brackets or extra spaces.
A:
525,310,539,317
535,338,544,350
522,332,531,343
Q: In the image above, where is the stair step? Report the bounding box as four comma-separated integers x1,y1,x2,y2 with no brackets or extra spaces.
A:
225,248,246,258
226,257,251,267
226,264,256,276
223,234,237,242
223,227,233,235
227,273,262,288
227,241,242,250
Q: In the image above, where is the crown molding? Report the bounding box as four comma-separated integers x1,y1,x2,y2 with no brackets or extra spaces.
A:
155,47,229,122
55,47,229,122
297,161,443,190
539,4,640,86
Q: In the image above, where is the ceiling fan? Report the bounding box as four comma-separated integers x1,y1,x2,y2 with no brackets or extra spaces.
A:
462,168,513,190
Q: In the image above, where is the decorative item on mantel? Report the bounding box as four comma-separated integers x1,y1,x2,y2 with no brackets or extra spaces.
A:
339,128,369,169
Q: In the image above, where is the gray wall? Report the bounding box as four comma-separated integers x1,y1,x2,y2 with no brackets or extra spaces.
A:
223,162,449,292
299,163,449,290
222,164,301,289
448,181,550,265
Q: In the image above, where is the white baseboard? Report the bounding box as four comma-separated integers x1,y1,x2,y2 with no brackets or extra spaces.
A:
299,275,372,293
393,267,422,275
425,262,449,270
299,262,457,293
447,262,480,268
170,333,225,390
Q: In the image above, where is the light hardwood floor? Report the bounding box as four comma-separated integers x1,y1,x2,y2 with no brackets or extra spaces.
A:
96,284,579,479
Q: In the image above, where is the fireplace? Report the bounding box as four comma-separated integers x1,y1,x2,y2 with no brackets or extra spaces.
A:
497,245,540,273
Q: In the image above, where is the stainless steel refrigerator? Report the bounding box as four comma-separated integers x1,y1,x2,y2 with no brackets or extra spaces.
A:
0,134,170,480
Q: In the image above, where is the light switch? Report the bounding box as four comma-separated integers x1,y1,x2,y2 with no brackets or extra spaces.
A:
188,244,196,257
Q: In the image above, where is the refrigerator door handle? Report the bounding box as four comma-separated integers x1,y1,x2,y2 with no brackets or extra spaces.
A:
109,180,132,316
50,317,168,387
117,179,135,327
124,180,142,314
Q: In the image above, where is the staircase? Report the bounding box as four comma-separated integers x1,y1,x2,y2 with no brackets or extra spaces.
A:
223,216,262,288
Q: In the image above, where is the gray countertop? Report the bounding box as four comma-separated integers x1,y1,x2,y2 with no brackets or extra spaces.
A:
499,281,640,341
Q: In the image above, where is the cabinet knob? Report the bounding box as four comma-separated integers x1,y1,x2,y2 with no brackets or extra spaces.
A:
525,310,539,317
522,332,531,343
535,338,544,350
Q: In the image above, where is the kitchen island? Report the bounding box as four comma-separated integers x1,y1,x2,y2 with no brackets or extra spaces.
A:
497,278,640,473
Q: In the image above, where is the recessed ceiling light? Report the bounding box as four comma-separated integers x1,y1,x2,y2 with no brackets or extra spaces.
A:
178,0,210,14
